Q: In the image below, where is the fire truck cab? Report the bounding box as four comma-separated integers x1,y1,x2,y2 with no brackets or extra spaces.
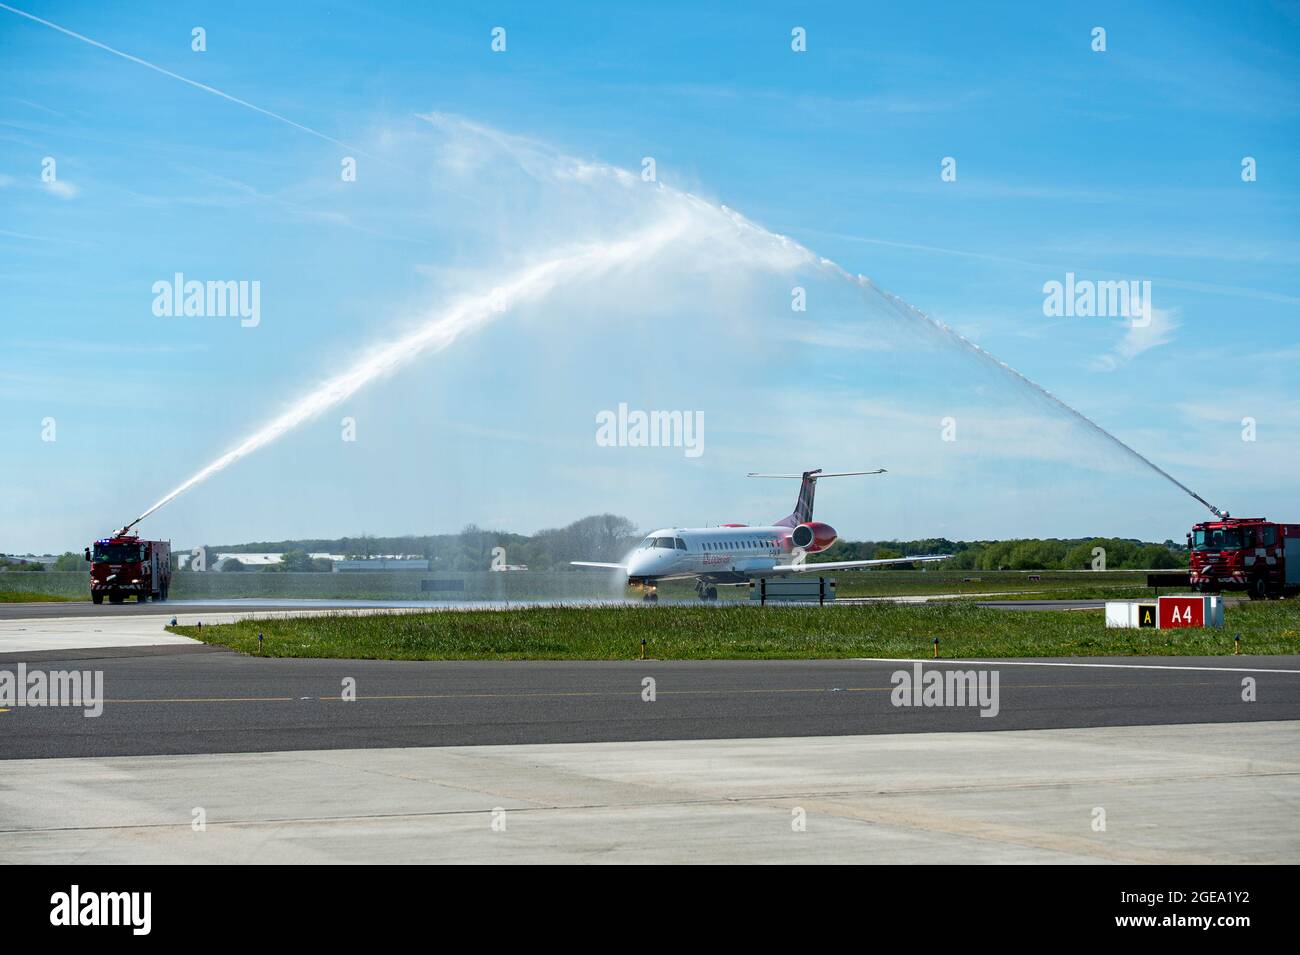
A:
1189,518,1300,600
85,535,172,605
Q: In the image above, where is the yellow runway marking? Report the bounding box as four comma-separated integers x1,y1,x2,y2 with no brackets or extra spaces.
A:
82,680,1219,705
322,680,1216,701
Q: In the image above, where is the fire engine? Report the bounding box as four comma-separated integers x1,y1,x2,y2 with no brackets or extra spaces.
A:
1189,518,1300,600
84,525,172,605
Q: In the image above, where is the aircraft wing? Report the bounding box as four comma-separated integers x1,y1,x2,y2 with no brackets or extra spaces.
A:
762,554,951,574
570,561,627,570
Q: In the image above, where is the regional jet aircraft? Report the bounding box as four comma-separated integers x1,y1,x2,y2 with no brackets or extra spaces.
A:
572,469,950,600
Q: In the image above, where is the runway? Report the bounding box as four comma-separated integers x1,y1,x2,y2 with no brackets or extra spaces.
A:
3,604,1297,864
2,645,1297,759
2,721,1296,863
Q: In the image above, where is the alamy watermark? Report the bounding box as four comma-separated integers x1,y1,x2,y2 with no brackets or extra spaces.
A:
890,662,1000,717
596,403,704,458
1042,272,1150,326
152,273,261,327
0,665,102,717
50,886,150,935
0,664,103,717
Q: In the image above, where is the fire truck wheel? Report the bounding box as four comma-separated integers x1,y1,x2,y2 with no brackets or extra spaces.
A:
1248,575,1268,600
91,593,103,605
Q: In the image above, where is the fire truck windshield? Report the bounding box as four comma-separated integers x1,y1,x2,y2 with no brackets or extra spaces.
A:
92,543,144,563
1193,528,1242,551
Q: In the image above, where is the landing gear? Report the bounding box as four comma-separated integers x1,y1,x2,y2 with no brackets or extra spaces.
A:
642,590,659,603
694,581,719,601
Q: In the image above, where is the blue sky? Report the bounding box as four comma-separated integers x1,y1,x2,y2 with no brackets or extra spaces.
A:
2,0,1298,553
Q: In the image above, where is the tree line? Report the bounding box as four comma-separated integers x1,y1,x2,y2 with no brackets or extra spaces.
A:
821,537,1187,570
8,520,1187,575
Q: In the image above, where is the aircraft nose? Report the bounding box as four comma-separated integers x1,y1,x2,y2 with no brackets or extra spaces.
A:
628,550,666,578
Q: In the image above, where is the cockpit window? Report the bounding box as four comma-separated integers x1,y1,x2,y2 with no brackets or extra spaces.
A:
675,538,686,550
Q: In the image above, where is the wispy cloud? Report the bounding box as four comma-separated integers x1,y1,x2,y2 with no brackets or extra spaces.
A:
41,178,77,199
9,340,210,355
1087,308,1180,371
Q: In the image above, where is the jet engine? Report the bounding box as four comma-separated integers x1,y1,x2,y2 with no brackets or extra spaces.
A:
791,521,837,553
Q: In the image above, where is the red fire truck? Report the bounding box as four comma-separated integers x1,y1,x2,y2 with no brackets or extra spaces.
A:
84,534,172,604
1189,518,1300,600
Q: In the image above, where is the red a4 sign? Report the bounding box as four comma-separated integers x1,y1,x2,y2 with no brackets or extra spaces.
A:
1158,596,1206,629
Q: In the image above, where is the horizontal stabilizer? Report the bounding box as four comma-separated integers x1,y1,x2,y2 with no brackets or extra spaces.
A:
747,469,885,479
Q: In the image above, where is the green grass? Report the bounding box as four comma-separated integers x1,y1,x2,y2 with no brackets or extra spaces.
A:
0,590,73,603
169,600,1300,660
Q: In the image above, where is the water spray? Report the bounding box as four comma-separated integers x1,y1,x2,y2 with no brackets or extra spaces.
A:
116,214,692,534
687,189,1232,522
116,120,1228,531
861,283,1230,521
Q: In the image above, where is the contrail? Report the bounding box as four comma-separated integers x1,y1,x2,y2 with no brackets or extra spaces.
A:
0,2,370,157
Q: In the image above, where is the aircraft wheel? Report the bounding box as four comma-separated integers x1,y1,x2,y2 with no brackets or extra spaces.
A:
706,586,718,601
